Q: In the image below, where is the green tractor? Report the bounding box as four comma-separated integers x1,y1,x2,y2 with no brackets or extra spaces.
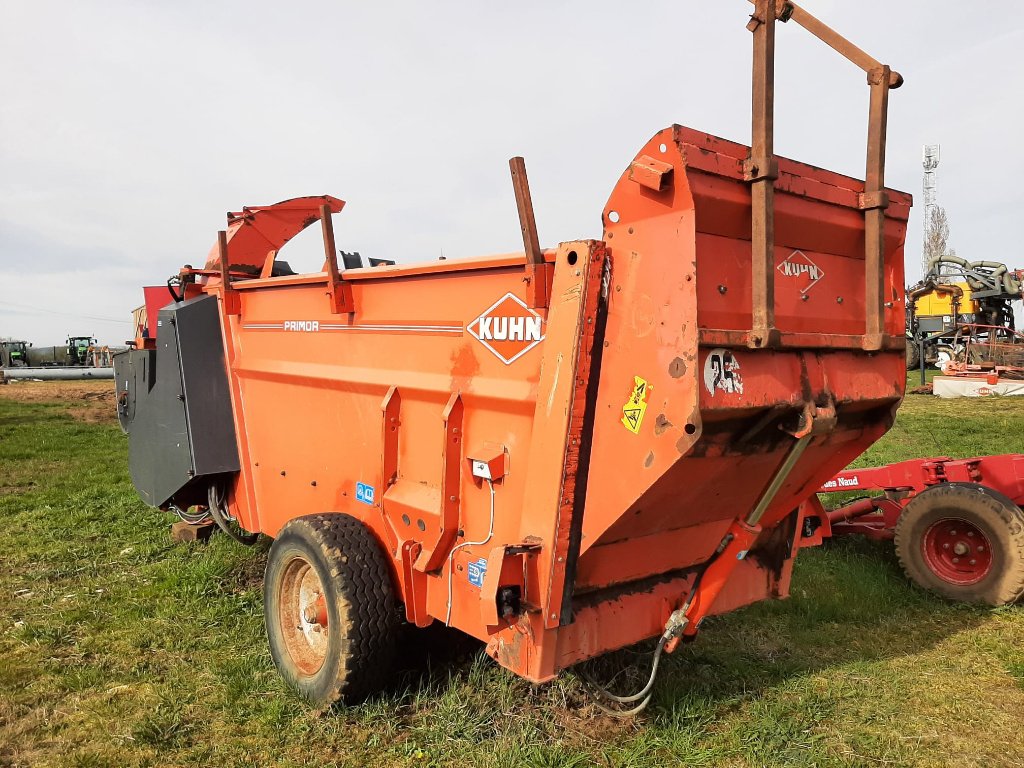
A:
0,340,31,368
67,335,97,366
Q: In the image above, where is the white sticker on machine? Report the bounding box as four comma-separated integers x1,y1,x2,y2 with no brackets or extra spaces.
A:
703,349,743,396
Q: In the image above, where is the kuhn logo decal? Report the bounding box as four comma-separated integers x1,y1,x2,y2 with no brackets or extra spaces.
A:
778,250,824,294
467,292,545,364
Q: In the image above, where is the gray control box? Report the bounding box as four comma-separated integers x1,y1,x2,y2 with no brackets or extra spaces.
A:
114,294,240,507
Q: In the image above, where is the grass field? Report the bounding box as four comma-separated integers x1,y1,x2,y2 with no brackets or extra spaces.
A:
3,380,1024,767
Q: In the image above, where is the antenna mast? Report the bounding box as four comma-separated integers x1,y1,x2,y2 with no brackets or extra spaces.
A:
921,144,940,275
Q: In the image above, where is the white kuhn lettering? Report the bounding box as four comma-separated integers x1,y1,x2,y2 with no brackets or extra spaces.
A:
780,260,821,281
467,292,547,365
284,321,319,332
777,250,825,294
476,316,542,342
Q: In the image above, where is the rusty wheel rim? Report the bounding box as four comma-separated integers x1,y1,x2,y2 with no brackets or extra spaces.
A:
278,555,330,676
922,517,993,586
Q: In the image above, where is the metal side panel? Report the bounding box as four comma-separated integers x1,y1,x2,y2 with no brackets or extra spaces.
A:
172,294,240,477
117,295,239,507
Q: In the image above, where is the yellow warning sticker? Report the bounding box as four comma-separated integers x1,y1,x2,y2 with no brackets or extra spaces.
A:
621,376,651,434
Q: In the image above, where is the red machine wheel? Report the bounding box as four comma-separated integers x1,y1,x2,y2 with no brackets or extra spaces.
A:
264,514,399,706
921,518,992,585
895,483,1024,605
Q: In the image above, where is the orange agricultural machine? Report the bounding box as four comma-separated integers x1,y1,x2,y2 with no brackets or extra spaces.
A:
115,1,910,710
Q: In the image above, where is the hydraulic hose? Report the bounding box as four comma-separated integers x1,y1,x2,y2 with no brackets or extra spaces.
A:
579,636,668,715
579,556,714,716
207,483,260,546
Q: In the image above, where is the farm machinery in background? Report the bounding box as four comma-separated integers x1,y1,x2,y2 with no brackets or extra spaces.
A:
27,335,108,367
907,255,1024,379
0,340,30,368
806,455,1024,606
1,335,118,381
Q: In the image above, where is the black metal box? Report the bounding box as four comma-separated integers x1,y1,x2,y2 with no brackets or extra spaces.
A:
114,294,240,507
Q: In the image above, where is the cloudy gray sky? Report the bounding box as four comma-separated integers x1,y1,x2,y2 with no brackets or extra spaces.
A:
2,1,1021,345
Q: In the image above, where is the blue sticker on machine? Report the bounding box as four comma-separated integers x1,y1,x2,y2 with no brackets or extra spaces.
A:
355,482,375,505
467,557,487,588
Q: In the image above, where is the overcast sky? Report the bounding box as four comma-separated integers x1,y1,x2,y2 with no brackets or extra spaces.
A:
2,1,1021,346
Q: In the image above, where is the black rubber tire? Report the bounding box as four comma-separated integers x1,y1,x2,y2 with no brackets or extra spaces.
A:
894,482,1024,605
264,514,399,706
905,338,921,371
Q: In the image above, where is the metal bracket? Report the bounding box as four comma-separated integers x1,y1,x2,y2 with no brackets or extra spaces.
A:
629,154,674,192
413,393,464,573
320,204,354,314
400,541,432,627
379,385,402,552
742,156,779,183
858,190,890,211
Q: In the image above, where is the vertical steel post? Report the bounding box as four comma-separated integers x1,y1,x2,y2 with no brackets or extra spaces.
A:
510,157,543,266
863,68,892,351
218,230,240,315
747,0,778,348
320,203,352,313
510,156,548,309
217,230,230,286
321,203,340,283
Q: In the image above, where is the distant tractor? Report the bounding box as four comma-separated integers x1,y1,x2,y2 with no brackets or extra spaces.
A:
67,335,97,366
25,335,99,367
1,340,30,368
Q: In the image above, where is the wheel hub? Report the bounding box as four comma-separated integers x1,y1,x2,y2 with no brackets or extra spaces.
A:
278,556,330,675
922,518,992,586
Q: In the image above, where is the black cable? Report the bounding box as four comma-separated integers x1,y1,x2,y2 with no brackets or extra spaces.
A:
166,277,184,303
207,483,259,546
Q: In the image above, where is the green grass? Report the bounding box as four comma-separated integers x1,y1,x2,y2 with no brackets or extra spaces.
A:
3,384,1024,767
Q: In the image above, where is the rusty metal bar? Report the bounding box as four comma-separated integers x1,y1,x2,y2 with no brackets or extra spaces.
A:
217,230,230,285
746,433,812,526
698,327,906,351
787,4,874,73
509,157,544,266
746,0,901,351
321,203,340,283
863,70,891,350
217,229,241,315
746,0,778,348
320,203,352,313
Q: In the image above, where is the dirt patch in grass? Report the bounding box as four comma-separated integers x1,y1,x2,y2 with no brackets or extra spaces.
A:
0,380,115,423
0,483,36,497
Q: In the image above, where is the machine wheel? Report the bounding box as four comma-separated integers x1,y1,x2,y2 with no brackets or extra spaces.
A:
894,483,1024,605
905,338,921,370
264,514,399,706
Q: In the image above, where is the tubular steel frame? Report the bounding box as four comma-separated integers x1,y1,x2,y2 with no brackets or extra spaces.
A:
746,0,902,351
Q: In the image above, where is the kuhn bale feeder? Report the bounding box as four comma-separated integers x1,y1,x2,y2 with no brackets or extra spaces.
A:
116,2,910,709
